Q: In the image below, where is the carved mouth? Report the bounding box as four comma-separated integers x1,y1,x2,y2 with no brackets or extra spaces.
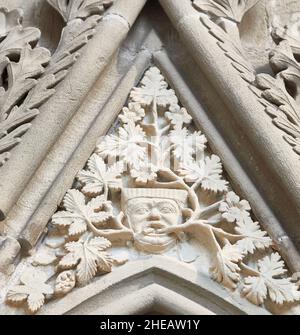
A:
142,222,168,236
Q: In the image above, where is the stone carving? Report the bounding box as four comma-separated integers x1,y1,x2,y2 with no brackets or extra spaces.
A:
194,1,256,84
6,268,53,313
0,8,50,166
4,66,300,313
0,1,113,167
122,188,188,253
47,0,113,22
193,0,260,23
253,30,300,156
58,234,113,284
194,1,300,157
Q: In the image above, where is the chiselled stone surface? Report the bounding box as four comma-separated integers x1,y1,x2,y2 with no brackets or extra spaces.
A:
2,66,299,314
0,0,300,316
0,0,113,167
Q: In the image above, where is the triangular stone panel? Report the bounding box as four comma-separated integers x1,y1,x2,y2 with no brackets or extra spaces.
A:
1,66,299,315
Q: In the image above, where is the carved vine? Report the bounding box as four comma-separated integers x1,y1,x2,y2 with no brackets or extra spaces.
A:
5,67,299,313
0,1,114,167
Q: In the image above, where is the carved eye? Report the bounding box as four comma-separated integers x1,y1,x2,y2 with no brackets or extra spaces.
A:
135,207,149,215
160,207,175,214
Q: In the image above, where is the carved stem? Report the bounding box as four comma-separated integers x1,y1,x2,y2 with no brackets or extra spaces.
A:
160,167,201,217
199,200,223,218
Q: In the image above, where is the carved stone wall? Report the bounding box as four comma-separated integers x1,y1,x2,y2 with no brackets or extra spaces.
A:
0,0,300,315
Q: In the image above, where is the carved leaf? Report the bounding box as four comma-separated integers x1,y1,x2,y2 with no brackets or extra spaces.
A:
6,268,53,312
47,0,113,22
201,155,229,192
46,15,101,80
119,103,145,124
77,154,122,196
273,26,300,57
165,105,192,128
0,46,50,118
211,242,243,289
130,163,158,184
170,128,207,163
193,0,260,23
235,218,272,254
130,67,178,107
200,16,255,83
253,37,300,156
52,189,113,236
0,27,41,58
31,250,57,266
242,253,300,305
59,234,113,284
178,155,228,192
219,191,251,223
97,120,147,168
0,18,52,161
0,8,22,37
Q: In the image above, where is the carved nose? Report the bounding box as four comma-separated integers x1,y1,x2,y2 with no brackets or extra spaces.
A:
148,209,161,221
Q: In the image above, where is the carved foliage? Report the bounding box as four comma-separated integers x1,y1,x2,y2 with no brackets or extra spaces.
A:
0,1,113,167
6,268,53,313
253,35,300,156
193,0,260,23
0,8,51,166
47,0,113,22
5,67,300,313
242,253,300,305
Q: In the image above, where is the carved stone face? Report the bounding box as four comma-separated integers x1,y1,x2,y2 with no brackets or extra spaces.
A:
126,197,181,253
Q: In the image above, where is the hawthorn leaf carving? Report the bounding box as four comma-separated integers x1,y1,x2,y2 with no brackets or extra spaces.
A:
96,120,147,168
77,154,122,196
130,163,158,184
119,103,145,124
211,242,243,289
59,234,113,284
31,249,57,266
235,218,272,254
6,268,53,312
219,191,251,223
242,253,300,305
165,105,192,128
178,155,228,192
52,189,113,236
169,128,207,163
130,67,178,107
